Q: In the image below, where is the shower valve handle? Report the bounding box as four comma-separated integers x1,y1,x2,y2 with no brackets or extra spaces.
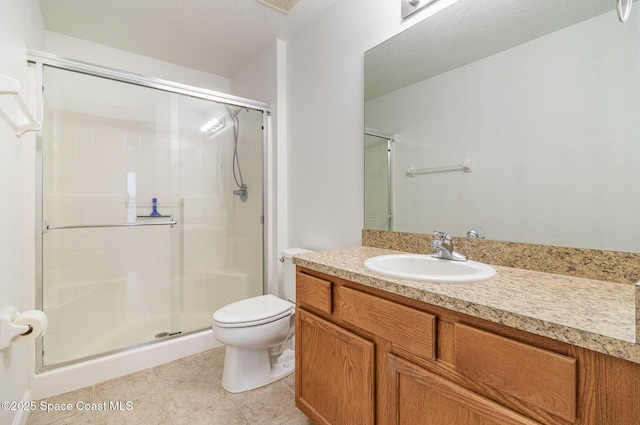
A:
233,184,248,202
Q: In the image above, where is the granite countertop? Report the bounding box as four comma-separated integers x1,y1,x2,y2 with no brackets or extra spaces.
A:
293,246,640,364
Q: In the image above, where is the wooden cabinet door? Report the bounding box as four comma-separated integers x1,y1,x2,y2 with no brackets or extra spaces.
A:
296,308,375,425
385,354,541,425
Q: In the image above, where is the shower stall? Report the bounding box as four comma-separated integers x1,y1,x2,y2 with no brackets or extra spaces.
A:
31,52,269,371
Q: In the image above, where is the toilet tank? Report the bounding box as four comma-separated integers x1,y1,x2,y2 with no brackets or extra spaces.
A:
281,248,312,302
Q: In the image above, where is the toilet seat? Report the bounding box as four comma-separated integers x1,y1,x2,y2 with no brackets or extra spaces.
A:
213,294,294,328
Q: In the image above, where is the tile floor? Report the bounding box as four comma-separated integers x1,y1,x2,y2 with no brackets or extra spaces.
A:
26,347,313,425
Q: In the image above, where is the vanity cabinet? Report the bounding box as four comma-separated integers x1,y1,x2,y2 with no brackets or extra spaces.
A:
295,267,640,425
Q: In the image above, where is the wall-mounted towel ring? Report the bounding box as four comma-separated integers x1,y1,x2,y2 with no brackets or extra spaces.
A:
617,0,633,23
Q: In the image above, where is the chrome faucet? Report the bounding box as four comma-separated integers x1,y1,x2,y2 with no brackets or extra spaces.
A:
430,230,467,261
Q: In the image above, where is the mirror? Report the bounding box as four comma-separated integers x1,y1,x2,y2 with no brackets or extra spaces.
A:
364,0,640,253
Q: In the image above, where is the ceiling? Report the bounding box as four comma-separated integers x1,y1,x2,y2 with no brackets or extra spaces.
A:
364,0,616,100
38,0,338,78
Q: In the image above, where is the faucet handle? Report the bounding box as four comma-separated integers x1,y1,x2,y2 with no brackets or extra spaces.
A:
433,230,450,240
466,226,485,239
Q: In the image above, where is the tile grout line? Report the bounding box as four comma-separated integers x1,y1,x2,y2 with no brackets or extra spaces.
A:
153,362,175,425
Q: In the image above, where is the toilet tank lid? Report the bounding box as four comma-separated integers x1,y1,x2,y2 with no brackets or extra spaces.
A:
281,248,312,259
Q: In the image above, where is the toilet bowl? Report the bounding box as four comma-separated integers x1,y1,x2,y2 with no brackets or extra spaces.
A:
212,248,311,393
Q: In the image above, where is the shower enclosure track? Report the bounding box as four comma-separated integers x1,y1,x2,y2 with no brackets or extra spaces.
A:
27,50,270,111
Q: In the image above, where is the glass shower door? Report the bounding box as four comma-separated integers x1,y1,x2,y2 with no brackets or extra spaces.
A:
39,65,265,369
40,66,179,366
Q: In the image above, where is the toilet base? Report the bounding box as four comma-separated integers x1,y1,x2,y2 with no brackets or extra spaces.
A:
221,346,295,393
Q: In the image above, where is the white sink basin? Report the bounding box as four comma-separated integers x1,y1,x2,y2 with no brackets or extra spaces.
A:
364,254,496,283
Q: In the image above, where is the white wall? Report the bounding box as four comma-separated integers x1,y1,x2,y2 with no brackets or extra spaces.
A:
44,31,232,93
0,1,43,423
285,0,443,250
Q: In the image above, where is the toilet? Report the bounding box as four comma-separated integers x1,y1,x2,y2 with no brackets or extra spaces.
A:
212,248,311,393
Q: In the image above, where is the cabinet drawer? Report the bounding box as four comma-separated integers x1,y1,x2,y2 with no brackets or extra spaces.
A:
296,272,333,314
336,286,436,360
388,354,541,425
455,324,576,423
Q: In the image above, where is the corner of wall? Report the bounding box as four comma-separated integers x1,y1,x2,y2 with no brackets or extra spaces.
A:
0,1,45,424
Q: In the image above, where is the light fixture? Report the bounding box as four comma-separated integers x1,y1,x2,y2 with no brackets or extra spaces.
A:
401,0,460,20
200,117,225,136
0,73,40,138
256,0,300,15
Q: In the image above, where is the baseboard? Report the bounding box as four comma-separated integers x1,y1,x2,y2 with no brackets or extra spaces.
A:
12,389,32,425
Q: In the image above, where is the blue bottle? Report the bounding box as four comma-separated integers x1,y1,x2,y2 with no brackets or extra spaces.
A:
150,198,162,217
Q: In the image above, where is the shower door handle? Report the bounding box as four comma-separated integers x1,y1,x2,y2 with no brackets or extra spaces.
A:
42,220,178,232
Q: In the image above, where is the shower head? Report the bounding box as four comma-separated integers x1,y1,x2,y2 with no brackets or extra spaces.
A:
257,0,300,14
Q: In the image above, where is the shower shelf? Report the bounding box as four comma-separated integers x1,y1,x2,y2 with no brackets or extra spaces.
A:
125,202,184,207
